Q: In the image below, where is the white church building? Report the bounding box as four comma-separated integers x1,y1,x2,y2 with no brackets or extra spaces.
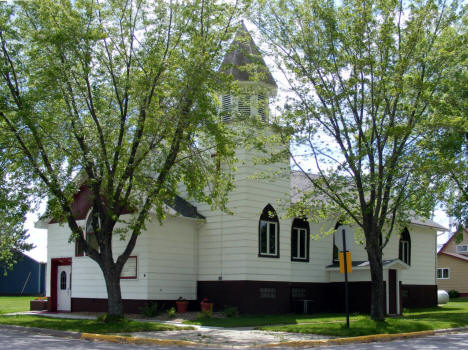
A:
38,24,444,315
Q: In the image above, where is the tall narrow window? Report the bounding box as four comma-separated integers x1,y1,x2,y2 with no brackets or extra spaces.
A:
76,209,100,256
259,204,279,258
60,271,67,290
291,218,310,262
221,95,232,122
332,222,340,263
399,228,411,265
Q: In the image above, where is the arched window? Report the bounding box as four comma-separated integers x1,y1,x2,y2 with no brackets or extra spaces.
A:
259,204,279,258
332,222,340,263
399,228,411,265
60,271,67,290
75,209,100,256
291,218,310,262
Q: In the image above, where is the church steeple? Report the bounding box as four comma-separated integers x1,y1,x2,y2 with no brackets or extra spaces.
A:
220,22,277,123
221,21,277,88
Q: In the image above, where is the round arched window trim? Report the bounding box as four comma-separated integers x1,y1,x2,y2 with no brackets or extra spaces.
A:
399,228,411,265
258,204,280,258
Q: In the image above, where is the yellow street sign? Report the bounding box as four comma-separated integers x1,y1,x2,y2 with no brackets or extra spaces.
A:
339,251,352,273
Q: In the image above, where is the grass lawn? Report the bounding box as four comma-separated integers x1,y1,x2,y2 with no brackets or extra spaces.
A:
187,298,468,337
0,296,34,314
0,296,193,334
0,315,193,333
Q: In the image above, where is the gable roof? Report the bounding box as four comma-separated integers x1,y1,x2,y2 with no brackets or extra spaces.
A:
438,228,468,254
164,195,205,220
290,170,448,231
439,251,468,262
220,22,277,87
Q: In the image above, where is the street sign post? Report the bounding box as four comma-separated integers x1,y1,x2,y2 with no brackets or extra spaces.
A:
341,228,350,328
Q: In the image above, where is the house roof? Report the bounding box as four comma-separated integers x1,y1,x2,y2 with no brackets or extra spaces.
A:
438,228,467,254
35,192,205,229
439,251,468,262
164,195,205,220
290,171,448,231
326,258,409,271
220,22,277,87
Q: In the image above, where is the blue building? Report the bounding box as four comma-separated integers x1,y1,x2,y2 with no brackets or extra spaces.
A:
0,252,46,295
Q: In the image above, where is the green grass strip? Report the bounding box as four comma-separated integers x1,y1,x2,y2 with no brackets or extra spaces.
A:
0,315,194,334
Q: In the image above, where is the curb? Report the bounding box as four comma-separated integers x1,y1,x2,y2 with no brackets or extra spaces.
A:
255,327,468,348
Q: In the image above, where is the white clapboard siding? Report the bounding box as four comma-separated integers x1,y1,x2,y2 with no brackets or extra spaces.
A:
46,213,198,301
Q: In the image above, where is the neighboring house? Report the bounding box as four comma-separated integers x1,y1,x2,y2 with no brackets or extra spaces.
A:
36,24,445,315
437,228,468,296
0,251,46,296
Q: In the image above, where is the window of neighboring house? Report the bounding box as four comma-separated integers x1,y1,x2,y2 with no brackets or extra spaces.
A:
75,210,100,256
291,218,310,262
399,228,411,265
437,268,450,279
259,204,279,258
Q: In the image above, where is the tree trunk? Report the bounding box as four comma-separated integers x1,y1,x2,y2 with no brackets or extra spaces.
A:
103,267,124,319
367,235,385,321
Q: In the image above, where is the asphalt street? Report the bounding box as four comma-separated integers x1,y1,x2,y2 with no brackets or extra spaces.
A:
0,326,467,350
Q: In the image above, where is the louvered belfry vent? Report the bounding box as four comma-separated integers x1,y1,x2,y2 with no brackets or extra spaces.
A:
258,94,266,122
222,95,232,122
238,94,251,117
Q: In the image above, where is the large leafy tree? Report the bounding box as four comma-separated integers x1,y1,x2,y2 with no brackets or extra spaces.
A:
0,0,245,318
253,0,465,320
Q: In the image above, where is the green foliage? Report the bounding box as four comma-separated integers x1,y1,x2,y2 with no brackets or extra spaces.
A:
140,302,159,318
252,0,466,321
448,290,460,298
0,0,248,316
223,306,239,318
0,314,194,333
166,307,176,319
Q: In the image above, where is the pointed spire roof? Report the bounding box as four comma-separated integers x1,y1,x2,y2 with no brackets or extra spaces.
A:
221,22,277,87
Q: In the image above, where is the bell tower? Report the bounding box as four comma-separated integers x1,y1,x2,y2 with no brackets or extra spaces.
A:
197,22,291,295
219,22,277,123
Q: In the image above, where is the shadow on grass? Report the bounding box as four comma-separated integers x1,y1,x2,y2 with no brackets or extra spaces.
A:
403,311,468,328
0,315,192,334
257,318,434,337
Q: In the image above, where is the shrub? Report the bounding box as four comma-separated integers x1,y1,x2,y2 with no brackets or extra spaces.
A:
448,290,460,298
224,306,239,318
167,307,176,319
140,302,159,317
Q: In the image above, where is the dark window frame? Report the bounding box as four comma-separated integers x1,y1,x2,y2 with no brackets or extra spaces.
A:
75,210,100,257
258,204,280,258
291,218,310,262
399,228,411,265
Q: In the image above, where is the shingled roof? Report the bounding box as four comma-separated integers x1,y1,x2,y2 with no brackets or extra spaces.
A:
220,22,277,87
